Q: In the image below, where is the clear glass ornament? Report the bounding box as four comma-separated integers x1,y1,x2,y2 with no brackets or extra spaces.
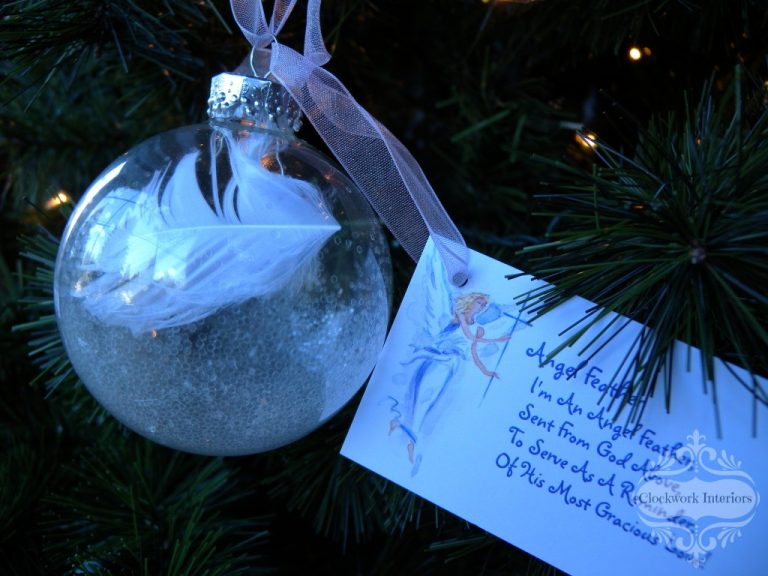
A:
54,73,392,455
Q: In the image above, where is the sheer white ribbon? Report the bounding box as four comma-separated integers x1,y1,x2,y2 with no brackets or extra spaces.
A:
230,0,469,286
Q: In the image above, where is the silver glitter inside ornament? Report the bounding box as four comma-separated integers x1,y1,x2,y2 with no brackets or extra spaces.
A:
54,73,392,456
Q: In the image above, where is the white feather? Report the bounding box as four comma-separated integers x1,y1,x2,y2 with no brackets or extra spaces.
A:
74,130,341,334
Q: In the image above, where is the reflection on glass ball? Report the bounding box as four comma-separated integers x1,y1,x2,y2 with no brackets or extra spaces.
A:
55,121,392,455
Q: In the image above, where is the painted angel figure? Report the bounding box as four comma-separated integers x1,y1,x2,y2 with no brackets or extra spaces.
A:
389,245,530,474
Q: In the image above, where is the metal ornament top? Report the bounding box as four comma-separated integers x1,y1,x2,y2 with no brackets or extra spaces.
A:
207,72,303,133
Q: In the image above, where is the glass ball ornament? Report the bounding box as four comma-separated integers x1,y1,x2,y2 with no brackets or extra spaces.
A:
54,73,392,456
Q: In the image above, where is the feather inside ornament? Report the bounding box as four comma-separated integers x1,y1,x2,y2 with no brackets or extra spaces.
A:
73,129,341,335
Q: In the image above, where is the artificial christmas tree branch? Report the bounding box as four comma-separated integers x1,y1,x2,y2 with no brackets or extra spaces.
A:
517,72,768,427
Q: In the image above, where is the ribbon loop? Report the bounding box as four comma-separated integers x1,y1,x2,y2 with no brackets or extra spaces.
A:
303,0,330,65
231,0,295,48
230,0,469,285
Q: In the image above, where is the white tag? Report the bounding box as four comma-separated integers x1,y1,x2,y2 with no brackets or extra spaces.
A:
342,238,766,575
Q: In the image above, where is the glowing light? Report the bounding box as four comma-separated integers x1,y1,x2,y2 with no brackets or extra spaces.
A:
45,190,71,209
575,131,598,150
628,46,652,62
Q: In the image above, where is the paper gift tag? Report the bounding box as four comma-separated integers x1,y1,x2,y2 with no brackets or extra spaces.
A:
342,238,766,576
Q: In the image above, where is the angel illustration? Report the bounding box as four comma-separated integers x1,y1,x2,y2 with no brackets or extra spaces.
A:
454,292,512,379
389,245,530,474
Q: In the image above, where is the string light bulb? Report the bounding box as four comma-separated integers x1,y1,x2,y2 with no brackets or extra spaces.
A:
45,190,71,209
628,46,652,62
575,131,598,151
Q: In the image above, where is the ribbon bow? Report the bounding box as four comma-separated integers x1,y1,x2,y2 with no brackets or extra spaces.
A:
230,0,469,286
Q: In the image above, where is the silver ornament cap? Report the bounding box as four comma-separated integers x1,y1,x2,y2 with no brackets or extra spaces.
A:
207,72,303,133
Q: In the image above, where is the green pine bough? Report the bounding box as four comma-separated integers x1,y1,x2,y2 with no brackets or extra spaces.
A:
516,72,768,430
